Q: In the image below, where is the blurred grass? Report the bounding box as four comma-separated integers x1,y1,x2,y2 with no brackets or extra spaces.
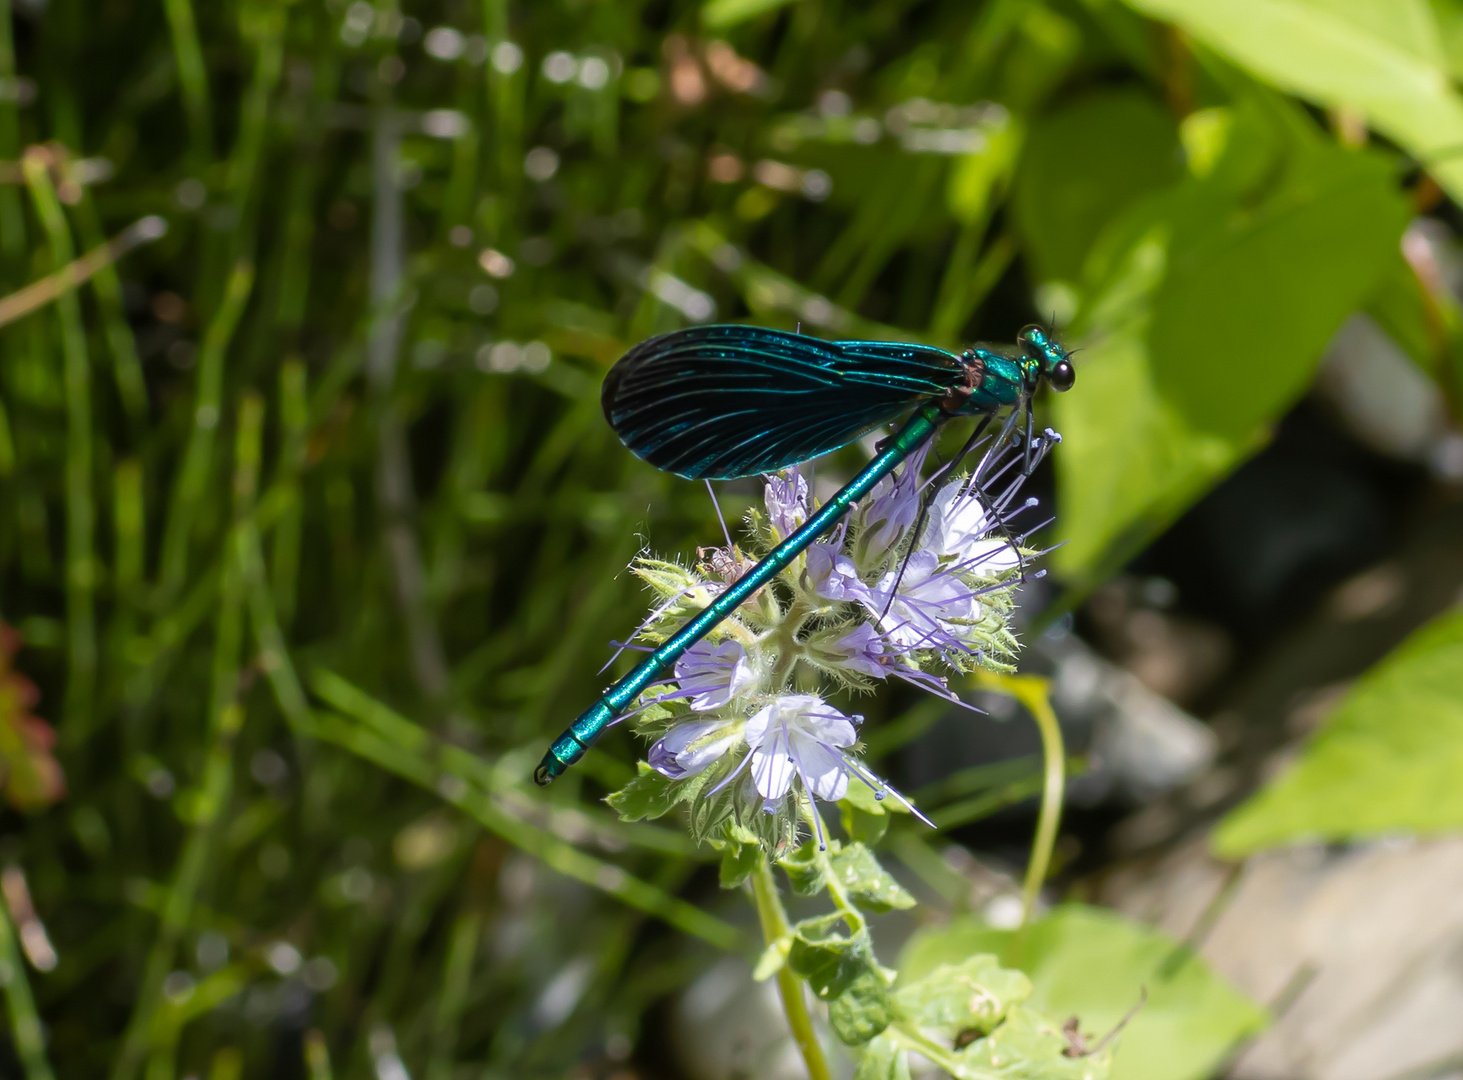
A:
0,0,1454,1075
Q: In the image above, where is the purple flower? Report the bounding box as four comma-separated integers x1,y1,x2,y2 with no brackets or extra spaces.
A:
764,468,809,539
857,443,929,562
673,639,758,711
867,551,976,651
831,622,890,679
807,543,872,604
925,483,1022,575
743,695,858,803
646,718,741,780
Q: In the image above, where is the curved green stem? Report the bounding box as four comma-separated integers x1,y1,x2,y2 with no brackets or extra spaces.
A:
751,858,834,1080
973,673,1065,927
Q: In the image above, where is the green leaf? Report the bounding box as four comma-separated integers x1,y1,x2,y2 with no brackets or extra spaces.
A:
900,906,1267,1080
779,838,828,895
1013,89,1184,287
893,954,1031,1038
1436,0,1463,80
719,829,762,888
1122,0,1463,205
1364,247,1439,373
605,763,681,822
701,0,802,29
829,843,916,913
1214,606,1463,855
840,798,890,845
1052,216,1242,576
1054,115,1409,577
947,116,1023,227
955,1004,1110,1080
788,916,868,1000
829,966,894,1045
854,1035,911,1080
1146,148,1410,439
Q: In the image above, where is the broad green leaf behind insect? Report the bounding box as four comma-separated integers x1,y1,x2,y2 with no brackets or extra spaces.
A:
1122,0,1463,204
1054,101,1409,577
1214,605,1463,855
1013,89,1184,289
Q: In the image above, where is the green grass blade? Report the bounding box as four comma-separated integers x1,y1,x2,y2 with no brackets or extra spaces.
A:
22,148,96,732
0,894,55,1080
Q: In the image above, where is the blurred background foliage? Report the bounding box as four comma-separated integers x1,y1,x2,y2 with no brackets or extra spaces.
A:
1,0,1462,1076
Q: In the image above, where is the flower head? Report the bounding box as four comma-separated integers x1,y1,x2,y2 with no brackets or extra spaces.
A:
672,639,758,711
868,550,977,651
926,481,1023,576
854,442,928,564
646,717,741,780
764,467,809,540
744,695,858,804
611,426,1057,850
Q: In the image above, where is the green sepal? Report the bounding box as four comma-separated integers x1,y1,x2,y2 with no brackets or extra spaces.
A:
630,559,741,643
718,825,762,888
893,955,1031,1040
829,843,915,913
689,783,735,845
828,965,894,1045
779,837,829,895
729,776,798,853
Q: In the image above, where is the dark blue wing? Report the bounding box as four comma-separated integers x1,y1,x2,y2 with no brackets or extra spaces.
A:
601,324,966,479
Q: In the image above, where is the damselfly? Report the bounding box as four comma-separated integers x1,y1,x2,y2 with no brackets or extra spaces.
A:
534,323,1074,785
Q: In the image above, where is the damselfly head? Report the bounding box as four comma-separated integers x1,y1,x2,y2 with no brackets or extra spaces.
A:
1017,324,1075,393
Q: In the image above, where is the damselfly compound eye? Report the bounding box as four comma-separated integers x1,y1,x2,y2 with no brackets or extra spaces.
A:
1050,359,1075,392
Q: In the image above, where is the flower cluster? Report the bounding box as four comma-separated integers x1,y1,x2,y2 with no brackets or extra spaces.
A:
616,432,1057,851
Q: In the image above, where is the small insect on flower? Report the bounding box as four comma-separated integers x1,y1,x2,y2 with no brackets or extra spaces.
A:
609,427,1058,851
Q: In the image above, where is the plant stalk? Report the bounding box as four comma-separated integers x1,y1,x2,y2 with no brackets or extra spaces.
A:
22,148,96,733
751,858,833,1080
974,672,1065,928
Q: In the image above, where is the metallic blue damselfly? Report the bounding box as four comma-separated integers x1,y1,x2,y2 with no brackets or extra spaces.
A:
534,323,1074,785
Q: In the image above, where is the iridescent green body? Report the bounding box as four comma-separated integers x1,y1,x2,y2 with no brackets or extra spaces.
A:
534,324,1073,785
962,349,1028,414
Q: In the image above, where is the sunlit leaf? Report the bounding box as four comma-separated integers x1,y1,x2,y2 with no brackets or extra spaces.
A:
829,842,916,913
901,906,1267,1080
1013,89,1183,288
1054,110,1408,577
1124,0,1463,203
1215,605,1463,855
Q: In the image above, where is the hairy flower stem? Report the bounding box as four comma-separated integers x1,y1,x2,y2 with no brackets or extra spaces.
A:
752,857,833,1080
768,594,815,689
976,673,1065,940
